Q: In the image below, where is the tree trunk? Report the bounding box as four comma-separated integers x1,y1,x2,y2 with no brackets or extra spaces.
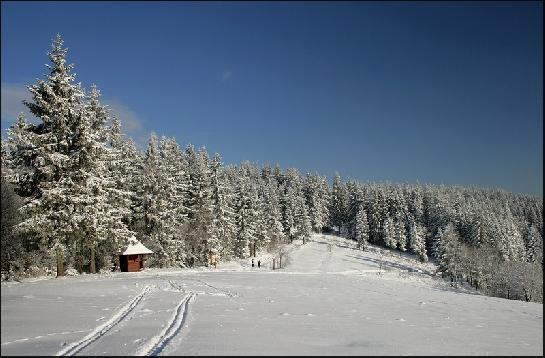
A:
524,289,531,302
77,240,83,274
56,249,64,277
273,258,275,270
89,242,96,274
77,254,83,274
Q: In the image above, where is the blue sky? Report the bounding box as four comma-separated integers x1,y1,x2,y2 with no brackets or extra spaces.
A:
1,1,542,196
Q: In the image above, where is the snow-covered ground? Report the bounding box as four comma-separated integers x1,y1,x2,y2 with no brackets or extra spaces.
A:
1,234,542,356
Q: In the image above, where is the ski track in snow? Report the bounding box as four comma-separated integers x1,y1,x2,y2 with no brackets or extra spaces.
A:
167,279,185,292
136,292,195,356
1,330,92,346
56,285,153,356
189,278,238,298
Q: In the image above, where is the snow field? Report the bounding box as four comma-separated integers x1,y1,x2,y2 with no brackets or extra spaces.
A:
1,234,542,356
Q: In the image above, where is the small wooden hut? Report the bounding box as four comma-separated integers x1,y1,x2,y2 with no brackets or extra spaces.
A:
118,237,153,272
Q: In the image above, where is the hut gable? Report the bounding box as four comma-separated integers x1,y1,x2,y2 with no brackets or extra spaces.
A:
122,238,153,255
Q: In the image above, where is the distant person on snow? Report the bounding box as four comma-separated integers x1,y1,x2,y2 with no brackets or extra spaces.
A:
252,258,254,267
258,260,261,268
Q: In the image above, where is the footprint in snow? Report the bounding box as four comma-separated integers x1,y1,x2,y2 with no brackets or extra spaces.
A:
396,318,406,322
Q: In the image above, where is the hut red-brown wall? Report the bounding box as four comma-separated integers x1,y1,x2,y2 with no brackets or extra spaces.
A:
120,254,145,272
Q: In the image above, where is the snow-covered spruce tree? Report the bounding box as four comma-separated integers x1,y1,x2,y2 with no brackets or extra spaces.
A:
303,172,330,233
220,164,242,258
523,224,543,264
5,35,130,275
329,172,347,234
431,226,443,260
107,117,144,242
136,133,170,266
103,116,142,269
5,33,86,275
503,216,526,262
437,223,463,282
345,181,364,240
254,186,271,253
4,117,54,274
355,205,369,251
0,175,25,277
383,216,396,249
3,114,37,198
368,188,387,244
280,169,301,243
209,153,236,262
182,145,215,266
408,188,424,224
294,195,312,244
157,137,189,266
80,85,135,273
233,171,257,259
409,220,428,262
263,180,285,251
394,212,408,252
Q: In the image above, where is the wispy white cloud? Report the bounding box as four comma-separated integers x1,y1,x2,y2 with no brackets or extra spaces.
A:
1,82,32,124
103,98,148,150
222,70,232,81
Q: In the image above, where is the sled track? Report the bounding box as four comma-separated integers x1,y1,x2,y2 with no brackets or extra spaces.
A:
137,292,196,356
56,285,153,356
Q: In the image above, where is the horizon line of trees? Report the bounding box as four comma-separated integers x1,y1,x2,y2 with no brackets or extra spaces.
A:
1,35,542,304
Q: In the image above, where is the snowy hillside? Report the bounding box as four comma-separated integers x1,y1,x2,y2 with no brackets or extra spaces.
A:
1,234,542,356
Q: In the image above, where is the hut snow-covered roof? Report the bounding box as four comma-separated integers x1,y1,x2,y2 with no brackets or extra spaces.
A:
121,237,153,255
